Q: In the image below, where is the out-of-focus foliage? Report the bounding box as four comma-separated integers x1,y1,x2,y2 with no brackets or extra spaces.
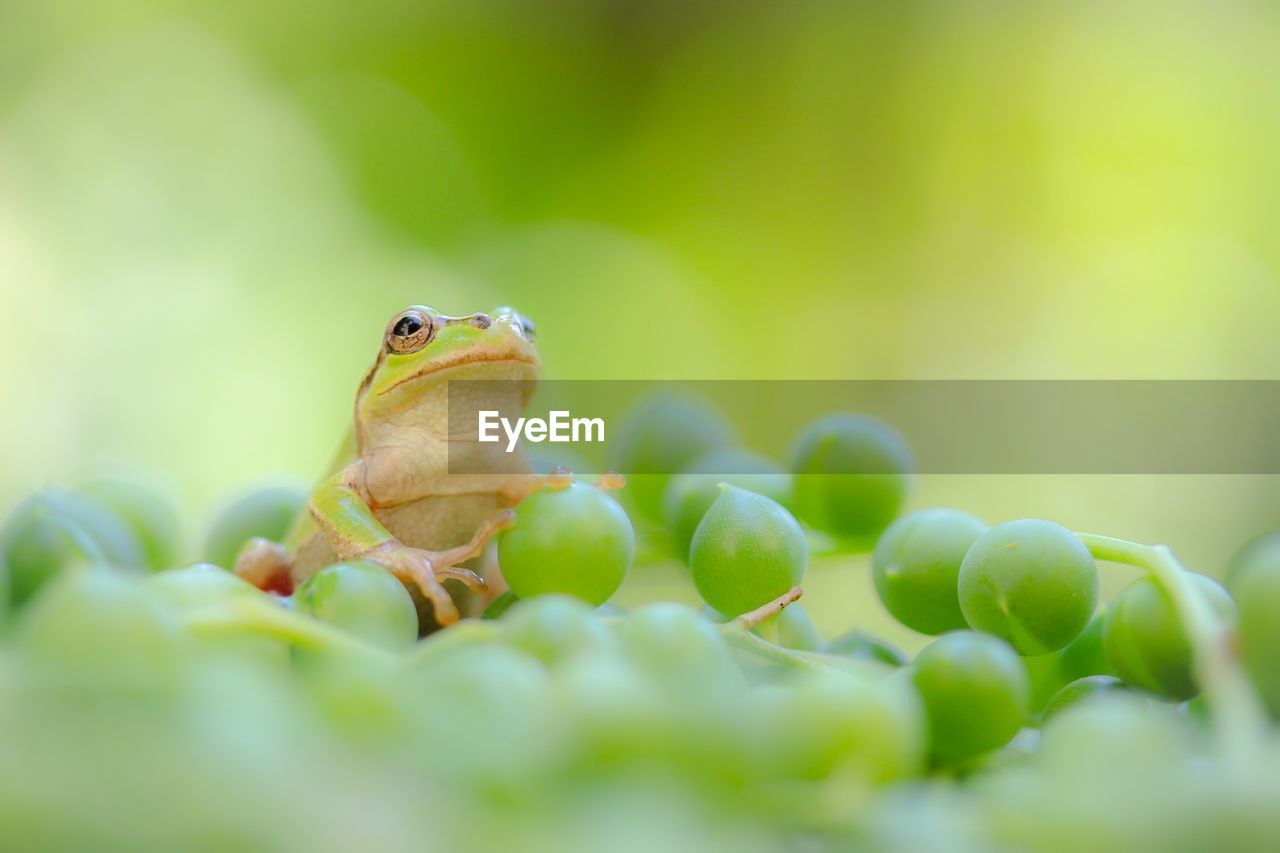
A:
0,551,1278,853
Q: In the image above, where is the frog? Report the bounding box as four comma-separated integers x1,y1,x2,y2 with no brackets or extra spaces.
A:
234,304,540,626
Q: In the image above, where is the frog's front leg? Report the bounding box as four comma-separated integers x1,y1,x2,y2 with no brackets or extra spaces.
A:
310,465,505,625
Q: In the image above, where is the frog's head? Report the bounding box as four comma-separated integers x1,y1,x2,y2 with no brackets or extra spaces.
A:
361,305,540,403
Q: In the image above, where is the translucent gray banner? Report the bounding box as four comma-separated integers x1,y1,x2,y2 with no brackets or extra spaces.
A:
444,380,1280,475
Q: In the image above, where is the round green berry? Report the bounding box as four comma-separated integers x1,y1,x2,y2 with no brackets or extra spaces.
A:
1103,573,1234,701
661,449,790,559
148,561,262,610
81,479,181,571
617,602,738,690
872,508,986,635
1232,555,1280,717
16,568,184,681
609,392,737,524
205,485,305,570
1042,675,1131,724
295,560,419,650
2,488,145,608
958,519,1098,655
790,414,913,548
775,602,821,651
1226,530,1280,591
825,629,909,667
753,671,925,783
1023,611,1112,712
688,485,807,618
500,594,616,665
498,481,634,606
910,630,1029,763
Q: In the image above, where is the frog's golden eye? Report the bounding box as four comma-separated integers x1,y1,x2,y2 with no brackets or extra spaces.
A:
386,310,435,354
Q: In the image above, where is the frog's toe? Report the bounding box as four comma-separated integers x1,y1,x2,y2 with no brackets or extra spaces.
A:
422,584,461,626
489,508,517,531
385,551,461,626
435,565,488,595
407,570,461,626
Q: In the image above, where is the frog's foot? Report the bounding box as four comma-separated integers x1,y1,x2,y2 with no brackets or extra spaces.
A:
365,510,513,626
593,471,626,491
233,538,294,596
505,468,624,504
373,546,462,626
431,508,515,584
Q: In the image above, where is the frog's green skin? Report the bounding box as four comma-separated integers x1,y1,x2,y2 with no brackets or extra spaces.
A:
235,305,540,625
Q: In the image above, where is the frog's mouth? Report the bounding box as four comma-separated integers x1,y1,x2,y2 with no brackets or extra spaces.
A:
378,354,540,396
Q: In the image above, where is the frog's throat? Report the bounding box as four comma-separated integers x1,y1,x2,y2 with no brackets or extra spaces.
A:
376,355,540,397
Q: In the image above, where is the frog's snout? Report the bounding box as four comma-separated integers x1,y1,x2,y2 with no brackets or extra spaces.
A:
491,308,536,343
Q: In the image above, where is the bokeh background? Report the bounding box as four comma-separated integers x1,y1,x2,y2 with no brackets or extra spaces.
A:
4,0,1280,643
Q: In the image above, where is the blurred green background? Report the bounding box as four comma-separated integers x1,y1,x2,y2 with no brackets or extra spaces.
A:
3,0,1280,639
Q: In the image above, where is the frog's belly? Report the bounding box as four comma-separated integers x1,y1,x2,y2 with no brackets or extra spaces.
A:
290,492,507,581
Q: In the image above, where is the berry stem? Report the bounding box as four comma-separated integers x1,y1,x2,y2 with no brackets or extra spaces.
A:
184,599,395,665
720,589,886,675
732,586,804,631
720,626,846,673
1075,532,1267,764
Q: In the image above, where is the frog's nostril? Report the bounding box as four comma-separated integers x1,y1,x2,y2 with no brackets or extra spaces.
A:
470,313,492,330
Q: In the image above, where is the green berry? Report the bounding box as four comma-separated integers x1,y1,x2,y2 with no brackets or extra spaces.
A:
1042,675,1131,724
617,602,737,689
775,602,822,651
81,479,181,570
295,561,419,650
1103,573,1234,701
958,519,1098,655
147,562,262,610
872,508,986,635
1232,555,1280,717
1226,530,1280,591
148,563,289,667
16,568,184,682
910,631,1029,763
661,449,791,559
753,671,925,783
1023,612,1112,712
609,392,737,524
790,414,913,548
2,488,145,608
500,594,616,665
825,629,909,667
204,485,305,569
689,485,807,618
498,482,634,605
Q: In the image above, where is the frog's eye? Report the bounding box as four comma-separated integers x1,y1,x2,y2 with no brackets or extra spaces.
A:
386,310,435,354
518,314,536,341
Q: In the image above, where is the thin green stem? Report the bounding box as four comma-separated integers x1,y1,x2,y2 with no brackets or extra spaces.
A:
184,600,395,666
720,626,844,673
732,586,804,637
1075,532,1267,764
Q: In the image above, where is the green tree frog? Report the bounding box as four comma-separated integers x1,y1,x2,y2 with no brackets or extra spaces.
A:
235,305,540,626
